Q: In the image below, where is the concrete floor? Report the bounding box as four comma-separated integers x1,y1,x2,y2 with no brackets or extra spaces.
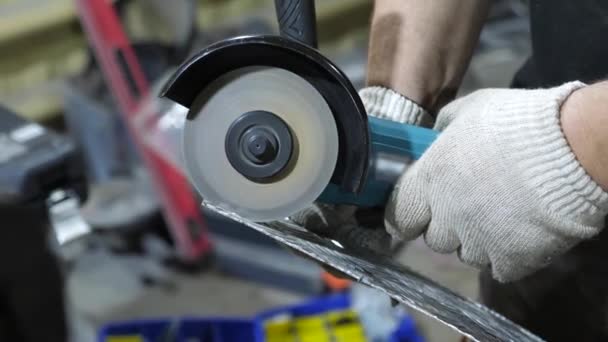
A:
70,236,484,342
67,247,305,340
68,237,477,341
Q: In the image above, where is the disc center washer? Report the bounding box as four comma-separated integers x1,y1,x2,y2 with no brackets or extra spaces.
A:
225,110,293,182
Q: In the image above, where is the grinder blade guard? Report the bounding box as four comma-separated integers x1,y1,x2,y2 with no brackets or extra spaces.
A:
162,33,372,221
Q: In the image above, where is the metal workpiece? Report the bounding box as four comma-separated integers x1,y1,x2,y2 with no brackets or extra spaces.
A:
205,202,544,342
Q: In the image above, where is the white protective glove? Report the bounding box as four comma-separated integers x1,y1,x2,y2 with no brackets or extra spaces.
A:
385,81,608,282
359,86,433,126
291,86,432,254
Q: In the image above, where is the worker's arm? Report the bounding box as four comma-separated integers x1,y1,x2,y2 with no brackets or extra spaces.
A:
366,0,490,112
562,81,608,191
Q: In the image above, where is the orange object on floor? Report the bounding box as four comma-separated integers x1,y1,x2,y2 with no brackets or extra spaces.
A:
322,271,351,292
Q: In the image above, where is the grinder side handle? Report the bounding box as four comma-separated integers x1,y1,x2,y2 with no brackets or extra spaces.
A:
319,117,438,207
274,0,318,48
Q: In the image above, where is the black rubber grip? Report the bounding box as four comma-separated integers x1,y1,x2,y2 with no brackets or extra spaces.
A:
274,0,318,48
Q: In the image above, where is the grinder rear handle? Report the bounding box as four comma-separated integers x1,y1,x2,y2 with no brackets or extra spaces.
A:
274,0,318,48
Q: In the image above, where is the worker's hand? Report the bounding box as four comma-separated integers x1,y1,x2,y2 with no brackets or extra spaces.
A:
290,86,429,255
385,82,608,282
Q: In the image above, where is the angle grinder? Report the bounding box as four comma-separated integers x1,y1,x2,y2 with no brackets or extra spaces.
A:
161,0,438,222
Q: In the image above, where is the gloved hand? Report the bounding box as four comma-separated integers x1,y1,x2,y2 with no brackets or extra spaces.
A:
385,81,608,282
291,86,432,255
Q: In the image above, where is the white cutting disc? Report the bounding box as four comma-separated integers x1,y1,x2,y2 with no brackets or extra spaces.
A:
183,66,339,221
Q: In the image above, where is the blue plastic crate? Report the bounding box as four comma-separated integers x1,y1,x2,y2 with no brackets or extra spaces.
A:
98,318,170,341
97,317,262,342
98,293,423,342
175,318,261,341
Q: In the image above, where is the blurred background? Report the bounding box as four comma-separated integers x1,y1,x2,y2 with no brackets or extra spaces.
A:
0,0,530,341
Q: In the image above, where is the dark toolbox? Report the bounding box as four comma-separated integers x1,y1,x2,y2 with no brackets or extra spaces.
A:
0,105,86,342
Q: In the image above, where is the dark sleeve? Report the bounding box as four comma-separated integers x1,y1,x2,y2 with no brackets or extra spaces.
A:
513,0,608,89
